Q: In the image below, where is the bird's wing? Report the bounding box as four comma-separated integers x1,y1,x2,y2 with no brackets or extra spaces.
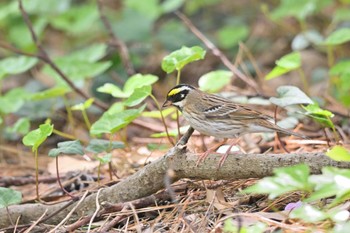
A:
203,95,272,120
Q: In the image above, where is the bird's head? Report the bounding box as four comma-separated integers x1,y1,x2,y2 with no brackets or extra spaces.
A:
162,84,195,111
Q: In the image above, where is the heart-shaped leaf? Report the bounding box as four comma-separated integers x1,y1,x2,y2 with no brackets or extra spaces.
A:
124,85,152,107
244,164,311,199
86,139,125,153
22,123,53,152
269,85,313,107
162,46,206,73
198,70,232,93
90,104,146,135
48,140,84,157
0,188,22,208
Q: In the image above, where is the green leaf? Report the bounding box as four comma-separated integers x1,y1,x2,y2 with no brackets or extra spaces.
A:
96,153,112,164
7,117,30,135
217,25,249,49
269,85,314,107
0,88,29,114
323,28,350,46
307,167,350,206
0,187,22,208
161,46,206,73
22,123,54,152
98,74,158,99
326,146,350,162
161,0,184,13
302,104,334,128
97,83,127,98
244,164,311,199
0,56,38,80
86,139,125,153
290,204,328,222
31,87,69,101
48,140,84,157
71,98,95,111
90,104,146,135
125,0,162,20
124,85,152,107
123,74,158,96
198,70,232,93
265,52,301,80
65,44,107,63
0,116,2,125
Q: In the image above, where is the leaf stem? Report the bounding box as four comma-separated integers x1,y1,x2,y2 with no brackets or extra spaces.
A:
149,94,175,146
34,149,39,200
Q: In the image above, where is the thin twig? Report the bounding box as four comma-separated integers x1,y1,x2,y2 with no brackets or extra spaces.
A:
97,0,135,75
175,11,261,94
23,209,48,233
49,190,89,233
87,188,104,233
18,0,108,111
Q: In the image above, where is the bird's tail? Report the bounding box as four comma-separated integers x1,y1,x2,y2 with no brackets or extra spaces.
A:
275,126,309,139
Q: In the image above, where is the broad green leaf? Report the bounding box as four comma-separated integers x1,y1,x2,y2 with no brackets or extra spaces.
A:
265,52,301,80
198,70,232,93
65,44,107,63
307,167,350,206
0,187,22,208
0,88,29,114
96,153,112,164
31,87,69,101
326,146,350,162
330,60,350,77
161,46,206,73
269,85,313,107
290,204,327,222
0,56,38,80
125,0,162,20
90,104,146,135
244,164,311,199
323,28,350,46
217,25,249,49
71,98,95,111
22,123,53,152
123,74,158,96
86,139,125,153
48,140,84,157
97,83,127,98
7,117,30,135
106,102,125,115
124,85,152,107
302,104,334,128
50,4,100,35
0,116,2,125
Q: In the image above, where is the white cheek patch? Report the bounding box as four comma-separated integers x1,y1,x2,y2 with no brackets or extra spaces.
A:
173,101,183,108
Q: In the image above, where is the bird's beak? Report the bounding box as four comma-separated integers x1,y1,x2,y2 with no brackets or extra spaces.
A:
162,100,172,108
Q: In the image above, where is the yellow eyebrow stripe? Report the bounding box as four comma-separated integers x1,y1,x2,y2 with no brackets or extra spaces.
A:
168,88,181,96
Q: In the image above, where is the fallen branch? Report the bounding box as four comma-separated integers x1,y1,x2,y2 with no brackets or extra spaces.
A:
0,129,349,228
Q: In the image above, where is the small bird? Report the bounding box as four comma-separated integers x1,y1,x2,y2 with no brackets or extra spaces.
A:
162,84,307,167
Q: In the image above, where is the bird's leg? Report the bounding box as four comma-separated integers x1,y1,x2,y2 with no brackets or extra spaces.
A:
196,138,228,166
218,138,241,168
